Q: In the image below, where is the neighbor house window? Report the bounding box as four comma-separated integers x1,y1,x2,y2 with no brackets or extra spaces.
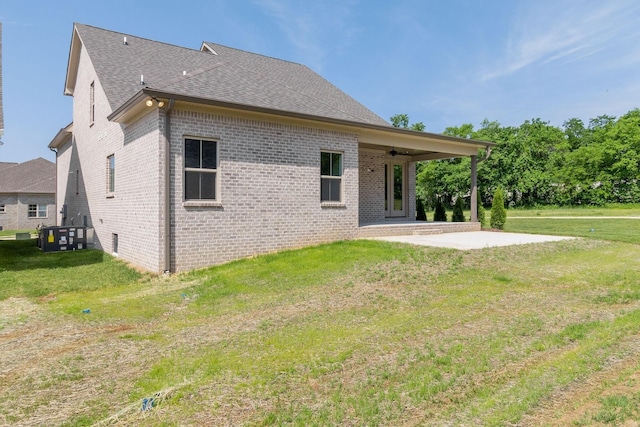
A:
184,138,217,200
107,155,115,193
321,151,342,202
28,204,47,218
90,81,95,125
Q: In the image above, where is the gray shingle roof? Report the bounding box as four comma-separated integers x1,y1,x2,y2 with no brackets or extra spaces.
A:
73,24,388,126
0,157,55,194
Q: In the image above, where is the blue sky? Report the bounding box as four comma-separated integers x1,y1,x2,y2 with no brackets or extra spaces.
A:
1,0,639,163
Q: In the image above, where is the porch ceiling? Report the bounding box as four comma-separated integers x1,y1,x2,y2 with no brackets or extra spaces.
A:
359,142,469,161
357,126,490,161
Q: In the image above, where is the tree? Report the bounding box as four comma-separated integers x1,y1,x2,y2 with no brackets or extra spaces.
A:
390,114,425,131
416,198,427,221
452,196,465,222
434,200,447,221
490,188,507,230
477,197,486,228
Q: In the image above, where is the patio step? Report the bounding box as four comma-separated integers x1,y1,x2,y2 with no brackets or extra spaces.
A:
357,222,480,238
412,229,444,235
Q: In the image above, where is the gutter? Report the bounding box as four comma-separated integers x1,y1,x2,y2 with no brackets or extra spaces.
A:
163,99,174,274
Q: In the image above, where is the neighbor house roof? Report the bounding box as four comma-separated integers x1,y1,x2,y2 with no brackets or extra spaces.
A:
0,157,55,194
65,24,388,126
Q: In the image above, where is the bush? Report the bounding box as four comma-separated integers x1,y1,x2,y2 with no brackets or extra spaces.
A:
452,197,465,222
477,198,486,228
416,198,427,221
490,188,507,229
434,200,447,222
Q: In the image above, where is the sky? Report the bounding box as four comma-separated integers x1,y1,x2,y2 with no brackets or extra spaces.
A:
1,0,639,163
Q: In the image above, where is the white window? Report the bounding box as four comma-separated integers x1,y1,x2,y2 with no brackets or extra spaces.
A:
90,81,95,125
28,204,47,218
0,204,4,213
107,154,115,194
321,151,342,202
184,138,218,200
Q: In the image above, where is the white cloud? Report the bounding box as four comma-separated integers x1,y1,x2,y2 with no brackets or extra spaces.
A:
481,1,640,81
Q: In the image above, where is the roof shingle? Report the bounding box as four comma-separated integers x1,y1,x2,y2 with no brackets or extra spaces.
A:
73,24,389,126
0,157,55,194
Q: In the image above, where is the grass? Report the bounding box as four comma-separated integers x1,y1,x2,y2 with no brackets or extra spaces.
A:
3,210,640,425
0,239,144,300
0,229,34,237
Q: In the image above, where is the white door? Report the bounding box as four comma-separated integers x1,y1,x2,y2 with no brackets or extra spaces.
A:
385,162,405,217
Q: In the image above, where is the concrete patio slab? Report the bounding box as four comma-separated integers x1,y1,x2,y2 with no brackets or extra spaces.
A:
372,231,574,250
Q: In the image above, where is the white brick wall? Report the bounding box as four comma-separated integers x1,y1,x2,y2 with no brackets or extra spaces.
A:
359,150,386,224
0,194,55,230
168,109,359,272
57,45,163,272
358,150,417,224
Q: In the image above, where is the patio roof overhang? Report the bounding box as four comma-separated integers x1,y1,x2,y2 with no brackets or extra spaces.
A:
107,88,494,160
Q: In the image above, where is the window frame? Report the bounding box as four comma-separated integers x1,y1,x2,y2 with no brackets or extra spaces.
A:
0,204,5,214
320,150,343,203
28,204,47,218
90,81,95,126
183,137,219,202
107,154,115,195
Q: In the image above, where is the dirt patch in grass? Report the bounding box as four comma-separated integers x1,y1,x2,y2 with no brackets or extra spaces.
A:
0,297,163,426
521,335,640,426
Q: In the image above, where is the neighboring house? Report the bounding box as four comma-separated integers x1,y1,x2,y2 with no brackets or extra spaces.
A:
49,23,491,273
0,157,56,230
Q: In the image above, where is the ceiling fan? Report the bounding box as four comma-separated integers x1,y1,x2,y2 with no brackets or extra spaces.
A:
389,147,409,156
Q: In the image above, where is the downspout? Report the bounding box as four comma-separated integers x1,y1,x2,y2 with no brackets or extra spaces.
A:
49,145,58,225
163,99,174,274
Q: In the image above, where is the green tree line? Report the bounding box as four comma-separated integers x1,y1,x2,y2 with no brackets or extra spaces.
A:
398,109,640,208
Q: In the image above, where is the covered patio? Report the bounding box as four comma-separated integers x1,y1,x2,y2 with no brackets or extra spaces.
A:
356,126,493,236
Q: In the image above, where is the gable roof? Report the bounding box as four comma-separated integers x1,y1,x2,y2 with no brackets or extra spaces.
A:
65,24,388,126
0,157,55,194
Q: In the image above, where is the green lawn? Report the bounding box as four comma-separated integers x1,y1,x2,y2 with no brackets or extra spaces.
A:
0,229,35,237
2,214,640,425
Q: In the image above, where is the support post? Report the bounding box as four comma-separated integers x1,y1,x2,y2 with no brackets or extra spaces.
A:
470,154,478,222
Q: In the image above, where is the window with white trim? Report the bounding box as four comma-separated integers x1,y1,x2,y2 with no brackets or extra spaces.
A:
28,204,47,218
321,151,342,202
90,81,95,125
184,138,218,200
0,204,5,213
107,154,115,194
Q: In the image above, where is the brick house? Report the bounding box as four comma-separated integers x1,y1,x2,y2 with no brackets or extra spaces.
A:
49,23,491,273
0,158,56,231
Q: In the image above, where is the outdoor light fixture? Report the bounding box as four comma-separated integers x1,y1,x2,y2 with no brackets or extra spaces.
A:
146,97,165,108
389,147,398,156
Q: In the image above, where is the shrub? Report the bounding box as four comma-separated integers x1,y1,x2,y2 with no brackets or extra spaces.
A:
434,200,447,222
452,196,465,222
416,198,427,221
477,198,486,228
490,188,507,229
